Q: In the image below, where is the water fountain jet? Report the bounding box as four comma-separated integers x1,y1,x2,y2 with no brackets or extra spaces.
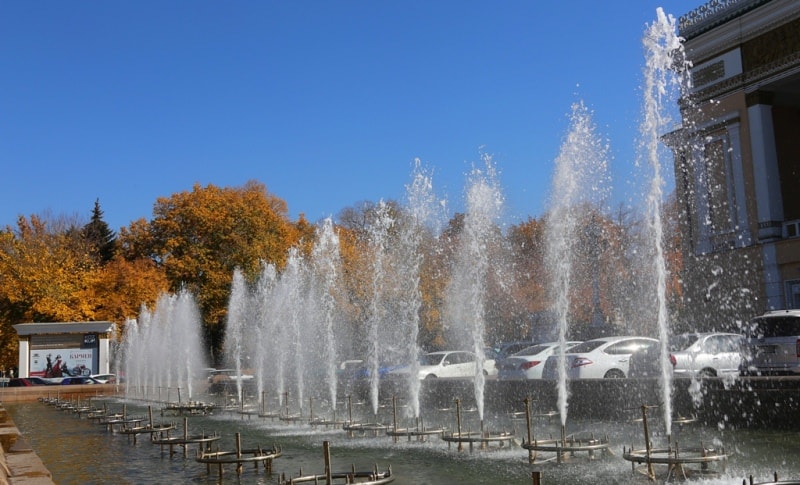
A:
545,100,611,428
444,154,504,427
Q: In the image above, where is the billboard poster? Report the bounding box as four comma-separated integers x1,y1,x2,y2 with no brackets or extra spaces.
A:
30,348,95,378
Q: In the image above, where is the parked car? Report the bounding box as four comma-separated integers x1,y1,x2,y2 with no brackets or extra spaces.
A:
497,341,582,380
628,332,745,379
60,376,102,385
482,350,498,377
415,351,493,380
741,309,800,375
90,373,118,384
670,332,744,378
542,336,659,379
7,378,34,387
207,369,255,383
352,360,406,379
25,376,57,385
627,342,666,378
490,341,537,361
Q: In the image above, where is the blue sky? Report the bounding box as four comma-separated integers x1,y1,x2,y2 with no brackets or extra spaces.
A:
1,1,702,232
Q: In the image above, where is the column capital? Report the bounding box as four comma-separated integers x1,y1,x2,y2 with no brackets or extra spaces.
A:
746,90,774,107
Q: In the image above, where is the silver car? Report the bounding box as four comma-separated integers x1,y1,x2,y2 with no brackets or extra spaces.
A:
669,332,744,378
742,310,800,375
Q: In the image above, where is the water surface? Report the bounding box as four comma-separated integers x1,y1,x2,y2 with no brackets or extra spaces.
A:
7,399,800,484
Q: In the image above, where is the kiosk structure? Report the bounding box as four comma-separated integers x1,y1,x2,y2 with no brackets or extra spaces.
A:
13,321,116,379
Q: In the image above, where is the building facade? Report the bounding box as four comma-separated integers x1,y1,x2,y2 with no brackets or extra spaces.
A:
671,0,800,326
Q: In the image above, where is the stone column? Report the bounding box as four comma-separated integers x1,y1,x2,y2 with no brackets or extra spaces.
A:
747,91,783,241
17,336,30,378
98,332,111,375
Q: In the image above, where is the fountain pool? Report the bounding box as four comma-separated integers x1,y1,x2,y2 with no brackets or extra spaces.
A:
7,395,800,484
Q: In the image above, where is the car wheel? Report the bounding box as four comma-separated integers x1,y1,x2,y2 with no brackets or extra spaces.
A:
699,368,716,378
425,374,437,379
482,369,488,376
604,369,625,379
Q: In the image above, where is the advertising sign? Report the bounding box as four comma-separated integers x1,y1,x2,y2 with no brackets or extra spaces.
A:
30,348,95,378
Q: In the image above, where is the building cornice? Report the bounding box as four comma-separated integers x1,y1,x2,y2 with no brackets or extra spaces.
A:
689,51,800,102
680,0,772,40
682,0,800,64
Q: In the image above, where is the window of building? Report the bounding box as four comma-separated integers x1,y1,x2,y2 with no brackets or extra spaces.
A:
785,279,800,309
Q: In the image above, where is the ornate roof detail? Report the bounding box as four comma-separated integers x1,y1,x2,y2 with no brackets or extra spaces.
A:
679,0,772,39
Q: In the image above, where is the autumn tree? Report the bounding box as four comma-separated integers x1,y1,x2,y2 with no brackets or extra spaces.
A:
90,257,169,326
120,181,301,355
0,214,100,368
417,234,448,350
0,215,99,321
335,200,404,356
506,217,548,336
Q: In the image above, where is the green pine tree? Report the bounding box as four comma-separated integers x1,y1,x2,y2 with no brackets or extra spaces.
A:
83,199,117,263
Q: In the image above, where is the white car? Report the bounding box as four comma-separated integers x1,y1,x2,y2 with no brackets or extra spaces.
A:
496,341,582,380
669,332,744,378
207,368,254,383
417,351,494,380
542,336,658,379
89,373,117,384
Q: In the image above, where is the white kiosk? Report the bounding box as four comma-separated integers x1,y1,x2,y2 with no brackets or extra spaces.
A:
13,321,116,379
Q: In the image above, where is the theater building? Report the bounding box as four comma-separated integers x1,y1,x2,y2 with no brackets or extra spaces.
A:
670,0,800,325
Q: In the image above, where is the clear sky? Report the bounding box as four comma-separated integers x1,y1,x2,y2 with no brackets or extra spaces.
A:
1,1,702,232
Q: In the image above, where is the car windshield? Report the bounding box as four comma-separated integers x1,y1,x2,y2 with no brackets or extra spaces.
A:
419,354,444,366
566,340,606,354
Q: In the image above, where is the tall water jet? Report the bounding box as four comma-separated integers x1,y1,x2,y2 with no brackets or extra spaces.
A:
225,269,249,402
400,160,443,418
545,101,610,426
365,200,395,416
145,296,169,394
640,7,691,437
309,217,344,410
121,316,140,396
279,248,308,410
123,289,207,401
253,262,278,400
172,289,206,398
445,154,504,422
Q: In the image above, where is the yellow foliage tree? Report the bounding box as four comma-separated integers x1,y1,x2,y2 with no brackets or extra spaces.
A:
91,256,169,329
121,181,301,355
0,215,99,322
0,215,101,369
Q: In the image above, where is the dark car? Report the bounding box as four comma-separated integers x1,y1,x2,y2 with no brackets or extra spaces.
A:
628,342,668,378
492,341,537,360
7,378,34,387
353,361,405,379
25,376,57,385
